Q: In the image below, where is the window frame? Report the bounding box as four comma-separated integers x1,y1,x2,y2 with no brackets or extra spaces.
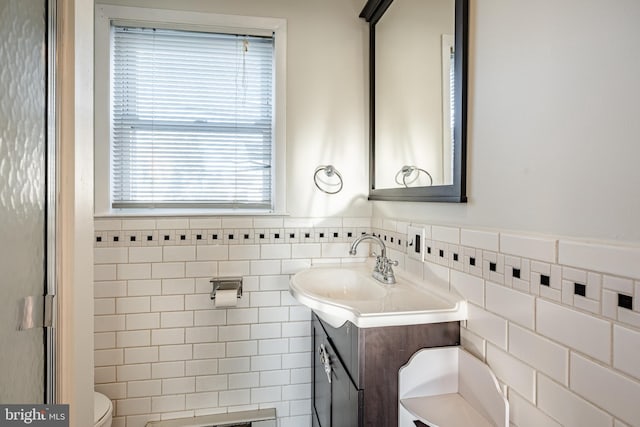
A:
94,4,287,216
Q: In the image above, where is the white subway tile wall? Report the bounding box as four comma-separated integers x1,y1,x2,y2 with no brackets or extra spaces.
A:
372,218,640,427
97,215,640,427
94,217,371,427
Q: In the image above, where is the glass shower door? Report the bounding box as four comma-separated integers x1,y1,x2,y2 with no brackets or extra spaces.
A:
0,0,48,403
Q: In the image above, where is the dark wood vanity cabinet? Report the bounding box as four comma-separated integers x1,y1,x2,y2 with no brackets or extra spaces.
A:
311,312,460,427
313,320,361,427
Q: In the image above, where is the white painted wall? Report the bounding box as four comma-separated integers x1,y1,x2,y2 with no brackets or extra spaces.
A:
373,0,640,243
102,0,640,243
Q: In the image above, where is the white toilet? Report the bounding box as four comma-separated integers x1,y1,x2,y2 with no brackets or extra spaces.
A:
94,392,113,427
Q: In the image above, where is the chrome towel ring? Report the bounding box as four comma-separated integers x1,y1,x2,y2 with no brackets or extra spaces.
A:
314,165,343,194
394,165,433,187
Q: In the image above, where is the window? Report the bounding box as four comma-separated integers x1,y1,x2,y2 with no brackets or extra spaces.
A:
112,26,274,209
95,5,287,215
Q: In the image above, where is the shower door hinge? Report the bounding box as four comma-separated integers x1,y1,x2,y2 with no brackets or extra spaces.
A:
44,294,55,328
19,294,56,330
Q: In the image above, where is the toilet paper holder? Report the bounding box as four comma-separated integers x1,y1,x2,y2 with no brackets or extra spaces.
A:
210,277,243,300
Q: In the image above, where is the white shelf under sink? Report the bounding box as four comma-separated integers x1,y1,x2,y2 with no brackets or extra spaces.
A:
398,346,509,427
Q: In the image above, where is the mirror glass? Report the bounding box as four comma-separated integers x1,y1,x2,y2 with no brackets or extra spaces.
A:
361,0,467,202
375,0,455,188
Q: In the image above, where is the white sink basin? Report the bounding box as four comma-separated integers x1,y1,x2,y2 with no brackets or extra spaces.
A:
295,267,387,301
289,262,467,328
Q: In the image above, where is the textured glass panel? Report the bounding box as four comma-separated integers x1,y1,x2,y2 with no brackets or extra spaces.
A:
0,0,46,403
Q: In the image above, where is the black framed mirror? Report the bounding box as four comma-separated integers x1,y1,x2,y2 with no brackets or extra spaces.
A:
360,0,468,202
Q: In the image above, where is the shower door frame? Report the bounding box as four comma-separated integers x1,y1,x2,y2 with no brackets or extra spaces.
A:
45,0,58,404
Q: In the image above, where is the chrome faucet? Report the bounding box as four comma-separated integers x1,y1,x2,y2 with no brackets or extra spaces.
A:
349,233,398,284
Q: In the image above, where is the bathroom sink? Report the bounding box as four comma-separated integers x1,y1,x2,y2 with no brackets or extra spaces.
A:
289,262,467,328
293,267,387,301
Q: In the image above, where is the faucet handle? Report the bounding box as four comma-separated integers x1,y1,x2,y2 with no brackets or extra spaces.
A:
382,258,398,272
372,252,384,272
379,257,398,284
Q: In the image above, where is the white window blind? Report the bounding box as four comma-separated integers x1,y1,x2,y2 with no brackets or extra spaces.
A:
111,25,274,209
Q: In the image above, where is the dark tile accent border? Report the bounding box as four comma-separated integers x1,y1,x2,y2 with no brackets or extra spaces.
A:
574,283,587,297
618,294,633,310
540,275,550,286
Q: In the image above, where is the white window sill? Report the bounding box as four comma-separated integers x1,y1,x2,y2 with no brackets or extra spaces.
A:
94,209,290,219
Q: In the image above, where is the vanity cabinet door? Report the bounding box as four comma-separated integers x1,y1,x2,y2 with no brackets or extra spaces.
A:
313,314,363,427
315,315,361,388
330,345,362,427
313,319,331,427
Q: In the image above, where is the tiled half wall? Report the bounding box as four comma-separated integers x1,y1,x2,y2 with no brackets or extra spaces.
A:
94,214,640,427
372,217,640,427
93,216,372,427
